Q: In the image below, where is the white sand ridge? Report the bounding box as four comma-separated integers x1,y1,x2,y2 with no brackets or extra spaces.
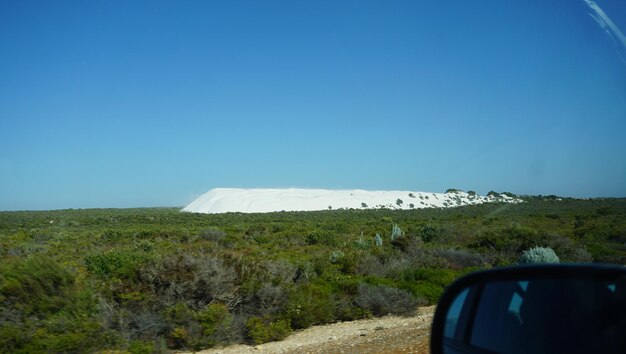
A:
183,188,521,214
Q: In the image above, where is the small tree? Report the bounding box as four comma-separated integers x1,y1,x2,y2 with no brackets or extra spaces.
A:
487,191,500,197
396,199,403,206
361,202,368,208
519,247,559,264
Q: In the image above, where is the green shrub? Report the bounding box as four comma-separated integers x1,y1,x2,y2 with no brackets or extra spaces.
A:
306,230,337,246
471,225,539,257
128,340,155,354
245,317,291,344
0,324,26,352
399,268,459,304
418,224,441,243
85,249,151,279
163,303,195,326
519,246,559,264
197,303,230,335
284,283,334,328
0,256,75,314
0,257,108,352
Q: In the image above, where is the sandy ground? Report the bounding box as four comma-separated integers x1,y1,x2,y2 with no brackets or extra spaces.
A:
185,306,435,354
183,187,519,213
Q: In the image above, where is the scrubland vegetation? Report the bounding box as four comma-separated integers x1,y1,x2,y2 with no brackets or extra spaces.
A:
1,197,625,352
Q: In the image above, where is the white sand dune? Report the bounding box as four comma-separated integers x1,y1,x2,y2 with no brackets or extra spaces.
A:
183,188,521,214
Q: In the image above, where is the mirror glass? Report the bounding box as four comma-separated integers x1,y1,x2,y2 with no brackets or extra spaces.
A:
444,287,469,339
443,276,626,354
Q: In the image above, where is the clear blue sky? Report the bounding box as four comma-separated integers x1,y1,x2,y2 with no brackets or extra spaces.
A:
1,0,626,210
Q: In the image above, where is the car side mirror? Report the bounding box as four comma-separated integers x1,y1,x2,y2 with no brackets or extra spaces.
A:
430,264,626,354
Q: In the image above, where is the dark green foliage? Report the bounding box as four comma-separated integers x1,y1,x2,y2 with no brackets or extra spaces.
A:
1,256,75,315
0,198,624,351
197,303,232,336
417,224,443,243
246,317,291,344
306,230,337,246
0,257,109,352
399,268,460,304
284,282,334,328
86,249,152,278
128,340,155,354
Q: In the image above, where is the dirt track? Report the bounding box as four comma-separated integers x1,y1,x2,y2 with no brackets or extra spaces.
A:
188,306,434,354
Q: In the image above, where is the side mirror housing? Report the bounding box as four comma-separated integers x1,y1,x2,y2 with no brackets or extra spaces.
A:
431,264,626,354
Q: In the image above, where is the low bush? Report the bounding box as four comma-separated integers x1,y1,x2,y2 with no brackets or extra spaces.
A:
284,283,334,328
0,257,109,352
399,268,459,304
197,228,227,242
246,317,291,344
519,246,559,264
355,283,421,316
136,254,239,309
250,283,289,317
435,248,485,269
197,303,236,344
85,249,152,279
417,224,442,243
